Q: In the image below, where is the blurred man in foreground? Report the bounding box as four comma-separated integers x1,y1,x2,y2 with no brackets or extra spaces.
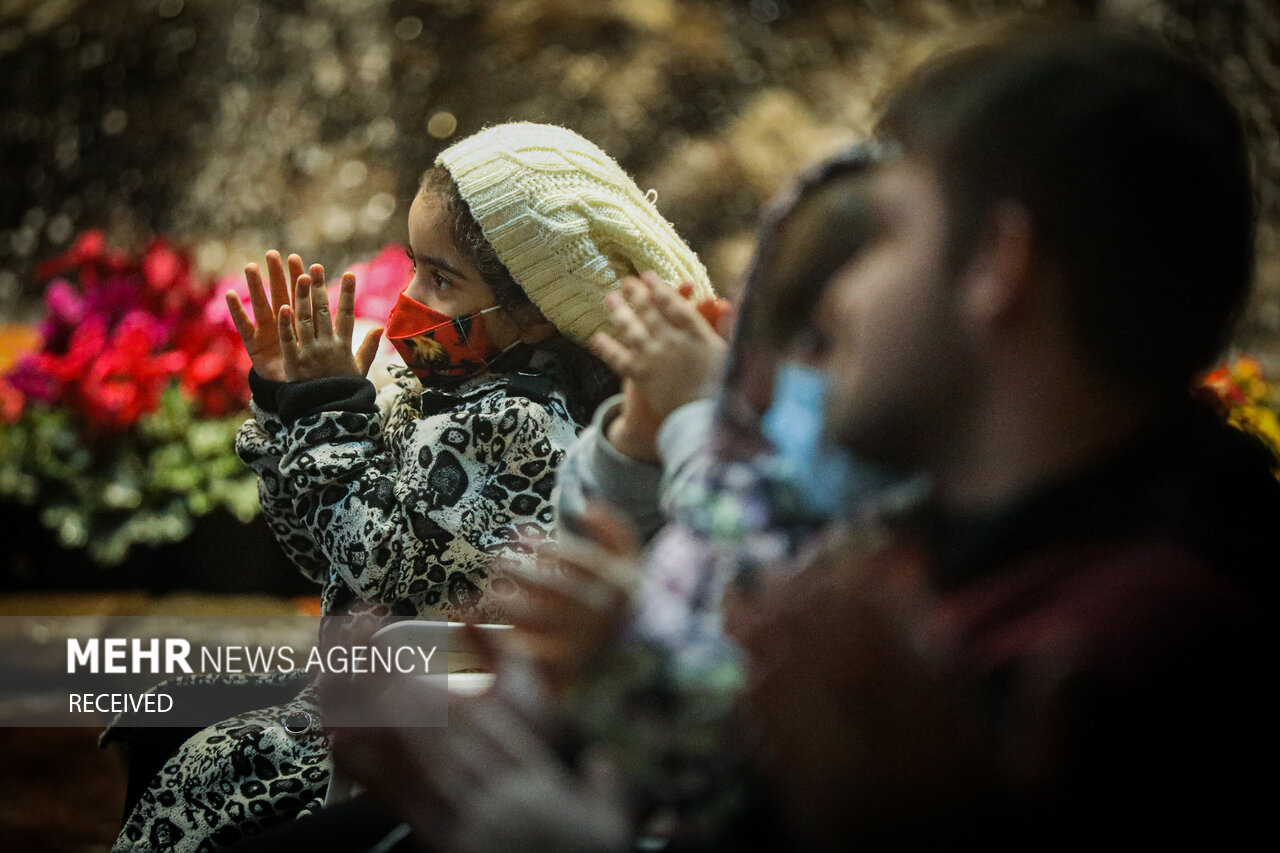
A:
742,25,1278,848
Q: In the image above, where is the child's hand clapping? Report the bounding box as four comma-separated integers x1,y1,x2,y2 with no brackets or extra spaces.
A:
228,252,383,383
226,250,304,382
278,263,383,382
590,271,730,462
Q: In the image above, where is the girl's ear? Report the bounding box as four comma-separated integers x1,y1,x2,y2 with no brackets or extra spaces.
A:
512,305,557,344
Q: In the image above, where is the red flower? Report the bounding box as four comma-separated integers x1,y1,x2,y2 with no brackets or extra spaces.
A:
172,317,251,417
8,230,259,431
141,238,205,320
35,229,130,284
51,317,110,388
77,319,185,431
0,377,24,424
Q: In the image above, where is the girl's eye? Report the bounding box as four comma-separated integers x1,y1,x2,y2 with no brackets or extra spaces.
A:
432,271,453,292
403,244,417,271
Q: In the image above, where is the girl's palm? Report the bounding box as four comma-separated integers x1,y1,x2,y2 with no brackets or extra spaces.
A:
227,250,303,382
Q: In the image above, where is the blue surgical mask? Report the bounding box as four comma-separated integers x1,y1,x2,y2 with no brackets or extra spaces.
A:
760,362,895,517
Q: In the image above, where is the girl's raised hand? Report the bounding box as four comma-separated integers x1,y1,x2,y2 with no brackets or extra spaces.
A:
590,271,729,461
226,250,306,382
593,272,728,418
277,263,384,382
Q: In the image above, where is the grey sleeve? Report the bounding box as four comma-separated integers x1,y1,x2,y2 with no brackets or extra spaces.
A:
655,398,717,515
554,396,718,543
554,395,666,542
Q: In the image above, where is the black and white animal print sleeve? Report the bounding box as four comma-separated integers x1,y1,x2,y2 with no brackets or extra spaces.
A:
275,378,578,622
236,400,332,585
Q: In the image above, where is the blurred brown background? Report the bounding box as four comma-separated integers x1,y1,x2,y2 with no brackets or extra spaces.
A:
0,1,1278,851
1,0,1277,362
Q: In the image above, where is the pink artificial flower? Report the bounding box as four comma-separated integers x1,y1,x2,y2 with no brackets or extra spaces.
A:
207,270,249,330
350,244,413,325
208,244,412,331
43,279,86,328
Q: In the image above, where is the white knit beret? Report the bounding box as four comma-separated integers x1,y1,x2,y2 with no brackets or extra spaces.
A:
436,122,714,343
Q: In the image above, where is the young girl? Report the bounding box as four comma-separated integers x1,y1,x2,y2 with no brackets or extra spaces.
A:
111,121,713,852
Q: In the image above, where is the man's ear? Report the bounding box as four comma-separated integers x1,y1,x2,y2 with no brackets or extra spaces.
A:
959,201,1036,328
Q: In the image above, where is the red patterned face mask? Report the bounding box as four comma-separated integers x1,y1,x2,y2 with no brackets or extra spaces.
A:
386,292,510,384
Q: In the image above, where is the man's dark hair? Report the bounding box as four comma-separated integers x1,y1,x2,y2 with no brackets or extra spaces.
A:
876,26,1255,393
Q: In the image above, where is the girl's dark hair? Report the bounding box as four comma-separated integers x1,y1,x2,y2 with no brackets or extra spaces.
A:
714,145,878,450
731,144,880,355
420,165,619,423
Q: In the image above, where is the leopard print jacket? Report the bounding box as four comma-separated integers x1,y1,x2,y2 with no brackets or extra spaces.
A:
242,358,578,626
112,356,582,852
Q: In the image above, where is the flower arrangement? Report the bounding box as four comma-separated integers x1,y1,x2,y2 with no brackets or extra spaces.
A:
1200,354,1280,477
0,231,411,565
